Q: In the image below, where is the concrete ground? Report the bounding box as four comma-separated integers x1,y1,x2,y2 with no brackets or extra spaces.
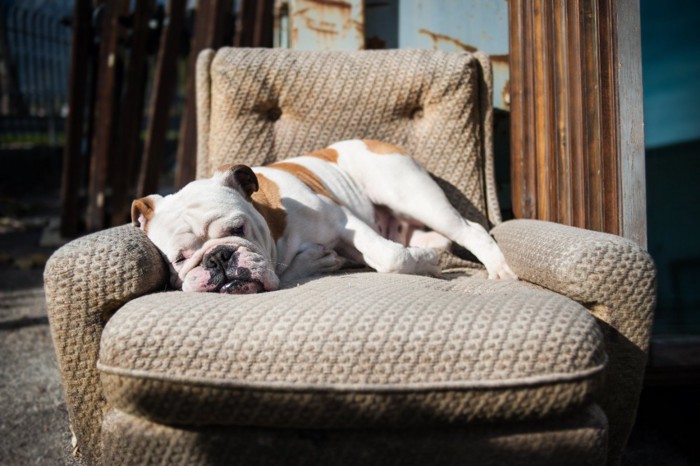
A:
0,186,698,466
0,193,79,465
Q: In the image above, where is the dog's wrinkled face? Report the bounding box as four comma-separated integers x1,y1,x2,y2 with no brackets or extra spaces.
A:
132,165,279,294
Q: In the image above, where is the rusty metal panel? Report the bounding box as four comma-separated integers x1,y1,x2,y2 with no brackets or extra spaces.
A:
284,0,364,50
275,0,508,108
399,0,510,110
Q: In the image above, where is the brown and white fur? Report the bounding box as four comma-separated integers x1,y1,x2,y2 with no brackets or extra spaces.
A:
132,139,516,294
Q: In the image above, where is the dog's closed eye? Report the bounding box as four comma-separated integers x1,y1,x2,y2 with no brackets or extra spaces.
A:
229,225,245,237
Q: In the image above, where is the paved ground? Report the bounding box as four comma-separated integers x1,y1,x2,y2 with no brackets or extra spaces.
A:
0,193,79,465
0,187,698,465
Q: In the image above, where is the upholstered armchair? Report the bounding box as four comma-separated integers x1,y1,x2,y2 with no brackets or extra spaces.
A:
45,48,655,465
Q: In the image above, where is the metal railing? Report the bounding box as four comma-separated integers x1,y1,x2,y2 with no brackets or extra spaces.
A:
0,4,72,148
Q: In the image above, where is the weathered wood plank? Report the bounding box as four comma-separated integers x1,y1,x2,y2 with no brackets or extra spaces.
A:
60,0,91,237
137,0,187,198
508,0,646,246
86,0,128,231
112,0,155,225
615,0,647,247
174,0,233,190
552,0,571,225
509,0,538,220
599,0,621,236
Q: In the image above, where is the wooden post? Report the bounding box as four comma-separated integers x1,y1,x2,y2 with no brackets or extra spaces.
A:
253,0,275,48
234,0,256,47
86,0,128,231
235,0,274,48
136,0,187,198
60,0,91,237
174,0,233,189
111,0,155,225
614,0,647,248
508,0,646,247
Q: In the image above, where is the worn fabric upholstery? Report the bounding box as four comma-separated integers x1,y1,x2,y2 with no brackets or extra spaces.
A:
44,225,168,465
101,405,608,466
491,220,656,464
44,48,656,466
98,274,605,428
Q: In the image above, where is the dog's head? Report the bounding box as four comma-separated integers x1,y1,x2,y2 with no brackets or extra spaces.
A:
132,165,279,294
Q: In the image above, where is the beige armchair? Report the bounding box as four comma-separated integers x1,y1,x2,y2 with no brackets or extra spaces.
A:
44,48,655,466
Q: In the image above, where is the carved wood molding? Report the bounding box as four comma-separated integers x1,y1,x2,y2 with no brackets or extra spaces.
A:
509,0,646,246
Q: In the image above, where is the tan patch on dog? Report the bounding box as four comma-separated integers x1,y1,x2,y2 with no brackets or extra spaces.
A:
363,139,407,155
306,147,339,163
131,197,156,232
269,162,342,204
251,174,287,242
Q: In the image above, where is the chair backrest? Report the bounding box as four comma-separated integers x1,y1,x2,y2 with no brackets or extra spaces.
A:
195,48,501,228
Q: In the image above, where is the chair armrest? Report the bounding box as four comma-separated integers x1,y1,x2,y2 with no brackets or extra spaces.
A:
44,224,167,464
491,219,656,463
491,219,656,348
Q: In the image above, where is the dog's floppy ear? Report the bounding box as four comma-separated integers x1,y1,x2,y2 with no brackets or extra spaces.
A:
131,195,162,230
215,164,259,197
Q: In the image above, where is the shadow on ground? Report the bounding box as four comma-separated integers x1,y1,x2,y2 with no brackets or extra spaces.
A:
0,217,80,465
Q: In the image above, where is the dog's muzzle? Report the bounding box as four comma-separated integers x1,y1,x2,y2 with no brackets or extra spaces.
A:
203,245,264,294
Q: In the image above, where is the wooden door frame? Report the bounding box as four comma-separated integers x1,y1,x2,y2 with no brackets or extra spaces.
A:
508,0,647,247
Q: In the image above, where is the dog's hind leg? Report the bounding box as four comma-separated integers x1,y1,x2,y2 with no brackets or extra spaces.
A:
339,207,440,276
359,155,516,280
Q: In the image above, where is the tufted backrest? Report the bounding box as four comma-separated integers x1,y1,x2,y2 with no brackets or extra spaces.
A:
195,48,501,227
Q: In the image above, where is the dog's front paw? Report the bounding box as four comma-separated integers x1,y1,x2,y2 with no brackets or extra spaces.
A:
281,244,345,284
298,244,345,275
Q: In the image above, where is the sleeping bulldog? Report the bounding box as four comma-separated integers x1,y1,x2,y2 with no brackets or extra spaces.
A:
132,139,516,293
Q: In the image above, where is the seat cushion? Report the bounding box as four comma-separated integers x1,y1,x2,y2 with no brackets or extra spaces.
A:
102,404,608,466
98,273,606,429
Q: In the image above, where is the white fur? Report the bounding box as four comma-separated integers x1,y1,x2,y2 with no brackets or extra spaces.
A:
139,139,516,293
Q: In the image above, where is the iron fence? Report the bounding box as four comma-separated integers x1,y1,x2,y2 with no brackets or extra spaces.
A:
0,4,72,147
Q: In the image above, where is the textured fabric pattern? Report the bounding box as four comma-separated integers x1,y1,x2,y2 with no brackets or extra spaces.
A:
98,273,605,428
474,52,501,225
195,48,215,177
43,47,656,466
43,225,168,465
491,219,656,465
195,47,500,228
101,405,607,466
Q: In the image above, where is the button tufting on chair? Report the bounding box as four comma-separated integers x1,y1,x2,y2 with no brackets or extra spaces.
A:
267,107,281,122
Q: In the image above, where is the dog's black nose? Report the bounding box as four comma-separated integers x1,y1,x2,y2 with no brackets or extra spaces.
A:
204,246,236,272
